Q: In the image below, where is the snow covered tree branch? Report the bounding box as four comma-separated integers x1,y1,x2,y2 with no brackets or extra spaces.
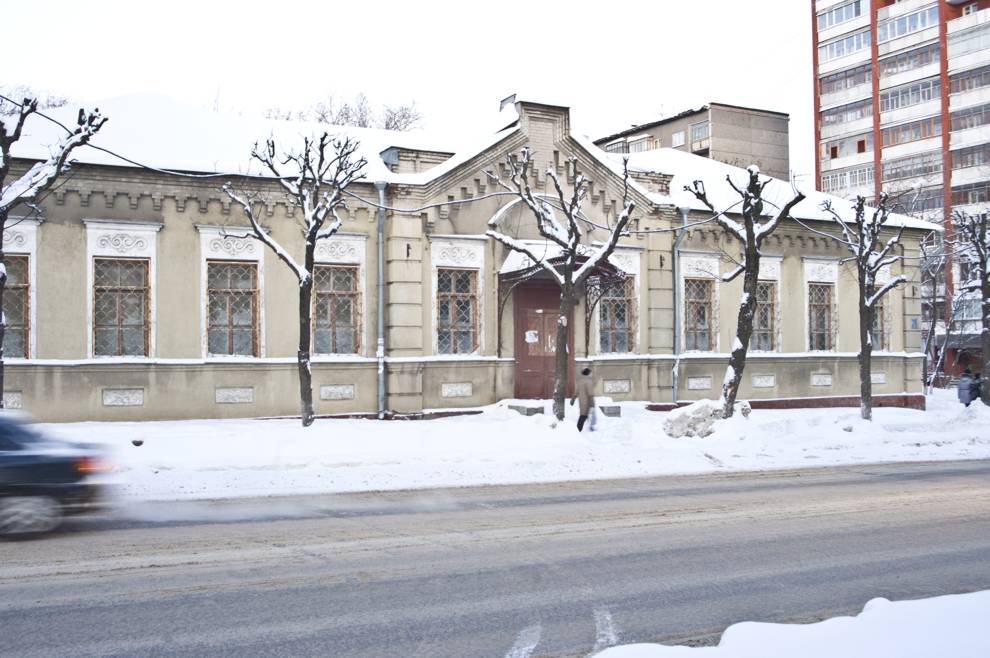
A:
223,134,367,426
952,209,990,405
685,166,806,418
821,195,907,419
0,98,106,407
487,148,635,420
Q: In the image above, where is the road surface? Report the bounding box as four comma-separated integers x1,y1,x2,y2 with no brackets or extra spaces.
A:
2,460,990,657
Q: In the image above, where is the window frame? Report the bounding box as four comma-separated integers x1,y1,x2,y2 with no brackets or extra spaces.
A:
750,280,777,352
598,278,636,354
808,283,835,352
312,264,362,355
206,260,260,357
93,257,151,357
684,277,714,352
2,255,30,359
436,267,479,355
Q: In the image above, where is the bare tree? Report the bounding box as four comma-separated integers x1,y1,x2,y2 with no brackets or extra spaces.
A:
0,99,106,406
381,103,422,132
268,93,422,131
0,85,68,116
820,195,906,420
953,209,990,405
486,148,635,420
685,166,805,418
919,229,948,390
223,134,367,426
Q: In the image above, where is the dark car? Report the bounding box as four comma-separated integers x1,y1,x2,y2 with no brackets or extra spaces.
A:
0,414,108,536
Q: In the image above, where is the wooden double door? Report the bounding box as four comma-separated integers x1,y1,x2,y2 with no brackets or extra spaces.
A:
513,283,574,399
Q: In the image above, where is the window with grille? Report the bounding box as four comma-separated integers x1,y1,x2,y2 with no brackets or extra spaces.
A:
437,268,477,354
94,258,149,356
750,281,776,352
870,298,886,351
684,278,713,351
808,283,833,351
314,265,360,354
207,261,258,356
2,255,29,358
599,279,635,353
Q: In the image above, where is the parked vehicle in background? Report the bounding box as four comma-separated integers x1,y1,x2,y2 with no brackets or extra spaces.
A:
0,414,109,536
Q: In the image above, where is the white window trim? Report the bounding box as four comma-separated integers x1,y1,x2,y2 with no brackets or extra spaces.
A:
84,219,162,359
680,252,721,352
594,248,641,355
3,217,40,359
196,225,265,358
803,258,839,352
430,238,485,356
313,232,368,357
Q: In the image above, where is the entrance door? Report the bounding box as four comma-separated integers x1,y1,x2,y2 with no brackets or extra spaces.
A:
514,283,573,399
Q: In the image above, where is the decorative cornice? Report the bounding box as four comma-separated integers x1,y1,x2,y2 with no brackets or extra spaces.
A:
97,233,149,254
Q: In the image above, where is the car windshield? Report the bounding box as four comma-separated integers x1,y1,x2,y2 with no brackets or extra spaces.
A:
0,416,45,450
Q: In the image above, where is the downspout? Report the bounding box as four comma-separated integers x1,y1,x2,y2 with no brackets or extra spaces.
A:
375,181,387,420
672,206,690,403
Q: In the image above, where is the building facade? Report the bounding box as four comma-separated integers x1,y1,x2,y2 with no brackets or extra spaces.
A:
6,95,930,422
812,0,990,372
594,103,791,181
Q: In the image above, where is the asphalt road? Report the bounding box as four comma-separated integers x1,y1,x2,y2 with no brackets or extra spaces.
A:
2,460,990,657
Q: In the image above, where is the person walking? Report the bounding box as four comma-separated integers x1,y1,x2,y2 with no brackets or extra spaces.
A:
958,368,975,407
971,373,983,405
571,367,595,432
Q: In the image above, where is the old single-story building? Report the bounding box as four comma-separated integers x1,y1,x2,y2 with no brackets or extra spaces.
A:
6,94,936,421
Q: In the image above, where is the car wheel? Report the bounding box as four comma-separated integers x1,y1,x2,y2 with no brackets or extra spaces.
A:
0,496,63,536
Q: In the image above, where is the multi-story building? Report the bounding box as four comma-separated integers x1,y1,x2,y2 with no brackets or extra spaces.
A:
812,0,990,373
593,103,791,181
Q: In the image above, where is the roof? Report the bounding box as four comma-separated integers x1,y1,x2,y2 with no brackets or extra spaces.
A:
611,147,940,232
8,93,515,186
594,102,789,146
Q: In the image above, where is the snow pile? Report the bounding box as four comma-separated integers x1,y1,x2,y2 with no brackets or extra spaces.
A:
34,390,990,502
592,590,990,657
662,399,723,438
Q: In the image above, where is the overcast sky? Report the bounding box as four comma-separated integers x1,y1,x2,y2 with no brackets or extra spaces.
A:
8,0,815,181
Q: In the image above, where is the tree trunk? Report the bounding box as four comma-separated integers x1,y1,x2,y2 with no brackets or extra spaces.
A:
722,244,760,418
858,281,874,421
297,245,316,427
552,284,575,421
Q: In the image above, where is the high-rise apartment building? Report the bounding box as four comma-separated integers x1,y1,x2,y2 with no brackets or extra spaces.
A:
813,0,990,373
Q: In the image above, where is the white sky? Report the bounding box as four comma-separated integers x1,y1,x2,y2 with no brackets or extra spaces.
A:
7,0,815,182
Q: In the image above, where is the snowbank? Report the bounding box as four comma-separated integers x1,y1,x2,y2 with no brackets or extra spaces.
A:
593,590,990,657
35,389,990,502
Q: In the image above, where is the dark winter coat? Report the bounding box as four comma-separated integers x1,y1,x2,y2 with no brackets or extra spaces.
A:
958,374,975,404
573,374,595,415
971,378,983,402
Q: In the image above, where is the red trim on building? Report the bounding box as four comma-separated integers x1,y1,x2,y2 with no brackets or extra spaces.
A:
940,0,956,318
871,0,883,201
812,0,822,189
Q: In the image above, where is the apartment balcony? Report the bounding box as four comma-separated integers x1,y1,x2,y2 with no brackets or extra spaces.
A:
818,49,871,77
947,7,989,36
820,116,874,140
950,124,990,150
950,86,990,113
821,150,874,172
880,99,941,128
880,64,940,93
877,0,935,22
951,166,990,188
877,27,939,58
951,201,990,217
820,84,872,111
949,48,990,75
882,136,942,161
817,14,870,45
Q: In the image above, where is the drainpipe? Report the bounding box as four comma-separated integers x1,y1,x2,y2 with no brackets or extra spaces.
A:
375,181,387,420
672,205,690,403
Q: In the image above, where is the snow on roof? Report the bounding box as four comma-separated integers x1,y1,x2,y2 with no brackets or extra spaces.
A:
8,93,487,184
611,147,940,231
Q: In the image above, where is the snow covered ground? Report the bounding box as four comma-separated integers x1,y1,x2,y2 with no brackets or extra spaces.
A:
593,590,990,657
37,389,990,502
